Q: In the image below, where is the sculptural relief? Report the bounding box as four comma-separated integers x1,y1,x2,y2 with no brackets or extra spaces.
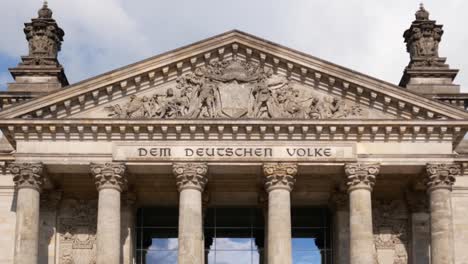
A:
58,199,97,264
106,59,365,120
373,200,409,264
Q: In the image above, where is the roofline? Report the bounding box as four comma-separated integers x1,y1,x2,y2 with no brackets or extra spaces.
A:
1,29,467,119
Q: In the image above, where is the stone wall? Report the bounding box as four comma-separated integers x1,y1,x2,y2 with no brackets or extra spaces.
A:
373,199,409,264
0,173,15,264
453,176,468,264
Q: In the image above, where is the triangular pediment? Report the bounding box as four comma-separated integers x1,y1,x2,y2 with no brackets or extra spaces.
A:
1,30,467,120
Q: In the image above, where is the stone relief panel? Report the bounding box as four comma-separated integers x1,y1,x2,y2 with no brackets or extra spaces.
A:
373,199,409,264
58,199,97,264
104,59,372,120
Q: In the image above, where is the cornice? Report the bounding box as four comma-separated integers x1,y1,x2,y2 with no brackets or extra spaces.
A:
0,119,466,144
0,31,466,121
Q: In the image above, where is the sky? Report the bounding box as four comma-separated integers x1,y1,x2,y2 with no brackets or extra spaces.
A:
1,0,468,92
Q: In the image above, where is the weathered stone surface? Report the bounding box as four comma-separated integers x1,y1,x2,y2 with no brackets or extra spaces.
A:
174,163,208,264
264,163,296,264
425,163,460,264
90,163,127,192
345,163,379,264
91,163,127,264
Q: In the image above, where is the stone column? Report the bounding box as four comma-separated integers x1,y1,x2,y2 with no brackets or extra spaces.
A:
406,190,430,264
263,163,297,264
330,192,349,264
345,163,379,264
425,163,459,264
122,193,136,264
173,163,208,264
90,163,127,264
9,162,45,264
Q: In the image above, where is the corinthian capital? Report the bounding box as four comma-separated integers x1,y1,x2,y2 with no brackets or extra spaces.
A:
9,162,45,191
344,163,380,192
90,163,127,192
173,163,208,192
263,163,297,192
425,163,459,191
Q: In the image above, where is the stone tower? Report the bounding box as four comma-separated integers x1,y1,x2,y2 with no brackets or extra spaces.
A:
399,4,459,94
7,1,68,94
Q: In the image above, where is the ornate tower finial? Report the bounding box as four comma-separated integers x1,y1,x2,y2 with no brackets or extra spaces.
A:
415,3,429,20
7,2,68,94
399,4,459,93
38,1,53,19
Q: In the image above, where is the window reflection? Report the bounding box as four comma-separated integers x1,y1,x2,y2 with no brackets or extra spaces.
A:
136,207,332,264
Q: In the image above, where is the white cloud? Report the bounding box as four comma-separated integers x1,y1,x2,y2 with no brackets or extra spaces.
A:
1,0,468,91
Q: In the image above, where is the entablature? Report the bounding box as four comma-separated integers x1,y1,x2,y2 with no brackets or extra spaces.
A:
1,119,466,144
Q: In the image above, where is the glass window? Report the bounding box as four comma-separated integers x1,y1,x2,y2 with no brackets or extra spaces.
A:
292,208,332,264
136,208,179,264
204,207,264,264
136,207,332,264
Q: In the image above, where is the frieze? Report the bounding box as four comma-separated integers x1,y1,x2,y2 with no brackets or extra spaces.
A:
113,142,356,162
105,59,365,119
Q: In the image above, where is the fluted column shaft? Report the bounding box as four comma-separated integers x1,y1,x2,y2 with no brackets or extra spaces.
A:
426,163,458,264
345,163,379,264
91,163,127,264
10,163,44,264
174,163,208,264
263,163,297,264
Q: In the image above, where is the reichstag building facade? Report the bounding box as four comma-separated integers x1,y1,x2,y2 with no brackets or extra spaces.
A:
0,3,468,264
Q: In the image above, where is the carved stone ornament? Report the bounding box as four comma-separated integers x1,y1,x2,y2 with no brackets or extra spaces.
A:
263,163,297,192
403,4,447,69
105,59,365,120
90,163,127,192
21,2,64,66
344,163,379,191
373,200,409,264
173,163,208,192
9,162,45,191
59,199,97,264
425,163,459,191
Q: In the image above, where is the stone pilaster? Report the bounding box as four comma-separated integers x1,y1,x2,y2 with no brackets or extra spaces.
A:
330,191,349,264
345,163,379,264
9,162,45,264
90,163,127,264
173,163,208,264
406,190,430,264
263,163,297,264
425,163,459,264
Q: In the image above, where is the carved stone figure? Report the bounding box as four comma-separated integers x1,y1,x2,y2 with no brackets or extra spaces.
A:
403,4,446,68
21,2,65,66
106,59,365,120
